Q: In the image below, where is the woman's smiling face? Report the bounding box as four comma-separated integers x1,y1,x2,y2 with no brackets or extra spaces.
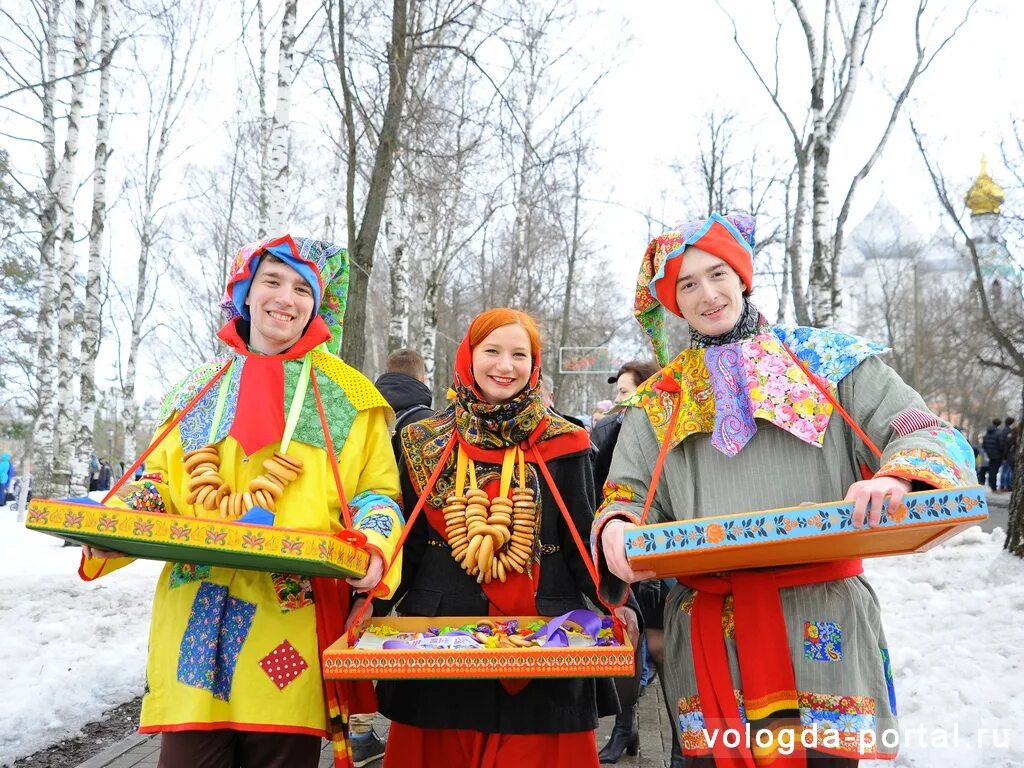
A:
471,323,533,404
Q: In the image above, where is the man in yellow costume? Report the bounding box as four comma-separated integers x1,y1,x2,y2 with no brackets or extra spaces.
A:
81,236,403,768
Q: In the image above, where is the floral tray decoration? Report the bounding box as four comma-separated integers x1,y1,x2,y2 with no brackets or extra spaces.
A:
25,497,369,579
624,486,987,578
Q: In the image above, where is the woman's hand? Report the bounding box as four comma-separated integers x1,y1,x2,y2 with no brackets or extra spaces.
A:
600,520,657,584
613,605,640,647
844,476,912,528
345,595,368,632
346,551,384,591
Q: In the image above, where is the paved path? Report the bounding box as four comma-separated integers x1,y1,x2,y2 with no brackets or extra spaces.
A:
74,679,677,768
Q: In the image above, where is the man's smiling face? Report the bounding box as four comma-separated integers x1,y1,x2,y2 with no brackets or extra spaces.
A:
244,255,315,354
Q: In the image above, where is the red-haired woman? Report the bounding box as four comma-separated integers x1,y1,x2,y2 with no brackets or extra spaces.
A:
375,308,636,768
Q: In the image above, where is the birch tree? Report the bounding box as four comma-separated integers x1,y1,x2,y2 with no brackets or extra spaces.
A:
50,0,93,493
0,0,63,491
73,0,113,494
118,0,207,461
262,0,296,236
722,0,974,326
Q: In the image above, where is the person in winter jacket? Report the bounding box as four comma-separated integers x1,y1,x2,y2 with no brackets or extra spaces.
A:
982,418,1005,492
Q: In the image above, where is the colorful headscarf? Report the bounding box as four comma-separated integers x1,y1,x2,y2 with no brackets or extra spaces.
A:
220,235,350,355
635,213,756,365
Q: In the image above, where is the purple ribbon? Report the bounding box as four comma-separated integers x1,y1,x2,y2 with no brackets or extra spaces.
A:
381,630,476,650
525,609,603,647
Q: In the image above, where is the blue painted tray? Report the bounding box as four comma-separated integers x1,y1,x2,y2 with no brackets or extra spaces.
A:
625,486,987,577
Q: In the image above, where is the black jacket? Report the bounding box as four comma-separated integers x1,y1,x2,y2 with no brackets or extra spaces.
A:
375,448,621,733
591,412,623,500
374,372,434,459
982,425,1005,462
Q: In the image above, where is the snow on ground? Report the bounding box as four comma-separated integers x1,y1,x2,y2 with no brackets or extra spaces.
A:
864,524,1024,767
0,502,1021,767
0,504,161,766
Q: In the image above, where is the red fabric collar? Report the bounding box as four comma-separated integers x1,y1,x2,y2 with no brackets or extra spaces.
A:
680,560,865,768
217,315,331,358
215,317,332,455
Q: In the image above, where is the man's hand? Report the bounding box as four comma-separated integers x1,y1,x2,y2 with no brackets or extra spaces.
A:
346,552,384,591
600,520,656,584
845,476,912,528
82,545,126,559
613,605,640,647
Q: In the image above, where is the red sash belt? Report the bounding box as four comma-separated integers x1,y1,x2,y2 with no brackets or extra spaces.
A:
679,559,864,768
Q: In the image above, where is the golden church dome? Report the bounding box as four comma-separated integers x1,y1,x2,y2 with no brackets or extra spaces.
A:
965,156,1004,215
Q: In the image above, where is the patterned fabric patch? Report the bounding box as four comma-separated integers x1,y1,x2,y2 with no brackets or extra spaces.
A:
271,573,314,612
881,647,897,715
877,448,963,490
178,357,241,453
678,689,879,756
890,407,942,436
591,489,641,561
741,333,833,451
289,357,357,453
177,582,257,701
169,562,212,589
355,512,393,538
311,350,390,412
351,492,401,539
804,621,843,662
158,357,232,424
121,480,166,514
259,639,309,690
772,325,888,384
705,344,757,455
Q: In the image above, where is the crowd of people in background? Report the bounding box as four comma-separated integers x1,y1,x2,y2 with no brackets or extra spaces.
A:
977,416,1019,492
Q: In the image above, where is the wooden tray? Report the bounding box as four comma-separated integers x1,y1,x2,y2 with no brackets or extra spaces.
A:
26,498,369,579
625,486,987,577
322,615,635,680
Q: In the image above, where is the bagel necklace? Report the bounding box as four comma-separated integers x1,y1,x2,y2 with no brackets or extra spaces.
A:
184,446,303,518
444,443,537,583
181,351,312,518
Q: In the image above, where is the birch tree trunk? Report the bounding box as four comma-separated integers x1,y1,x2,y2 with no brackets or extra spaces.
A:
29,0,61,496
52,0,92,492
255,0,272,235
74,0,113,496
552,133,585,411
420,275,439,389
794,0,872,326
788,150,811,324
385,191,411,352
264,0,296,236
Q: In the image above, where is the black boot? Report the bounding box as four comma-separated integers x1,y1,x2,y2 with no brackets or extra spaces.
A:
598,704,639,764
667,733,686,768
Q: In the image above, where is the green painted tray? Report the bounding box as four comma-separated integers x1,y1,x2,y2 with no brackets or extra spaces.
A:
26,498,369,579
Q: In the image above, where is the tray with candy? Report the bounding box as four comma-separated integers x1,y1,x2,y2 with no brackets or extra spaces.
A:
322,610,634,680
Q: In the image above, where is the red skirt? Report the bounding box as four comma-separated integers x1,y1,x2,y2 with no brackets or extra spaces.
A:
382,722,599,768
